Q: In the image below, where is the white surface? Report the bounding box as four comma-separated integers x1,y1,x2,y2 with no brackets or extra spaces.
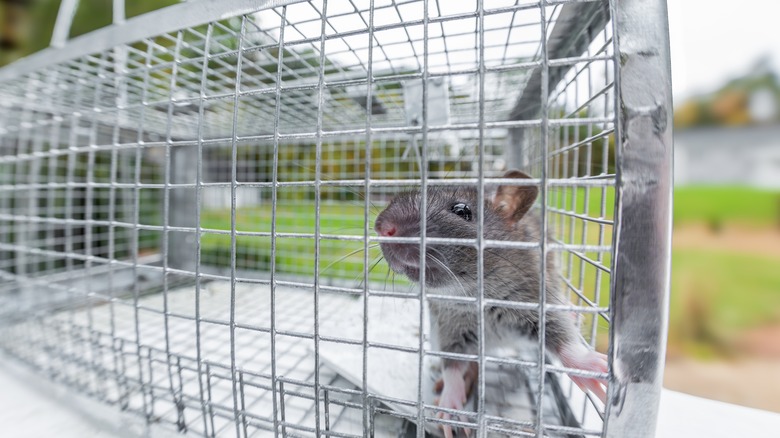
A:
0,353,178,438
318,294,605,435
3,281,779,438
6,348,780,438
657,389,780,438
0,365,112,438
0,283,397,437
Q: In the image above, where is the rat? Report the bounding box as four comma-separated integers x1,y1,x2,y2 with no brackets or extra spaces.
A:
374,170,608,438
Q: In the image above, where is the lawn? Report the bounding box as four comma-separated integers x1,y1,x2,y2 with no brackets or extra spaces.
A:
199,201,393,285
674,186,780,227
555,185,780,228
558,185,780,228
670,249,780,331
670,186,780,356
198,187,617,287
197,185,780,358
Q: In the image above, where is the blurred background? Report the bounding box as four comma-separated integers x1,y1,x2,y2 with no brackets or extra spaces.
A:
1,0,778,414
665,0,780,413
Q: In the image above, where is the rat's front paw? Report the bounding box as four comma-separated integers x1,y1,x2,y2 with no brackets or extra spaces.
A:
434,364,475,438
560,347,608,403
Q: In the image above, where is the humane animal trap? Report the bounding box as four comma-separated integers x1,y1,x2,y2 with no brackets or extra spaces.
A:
0,0,673,437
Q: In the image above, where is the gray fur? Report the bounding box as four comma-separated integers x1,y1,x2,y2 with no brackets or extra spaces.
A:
375,178,578,367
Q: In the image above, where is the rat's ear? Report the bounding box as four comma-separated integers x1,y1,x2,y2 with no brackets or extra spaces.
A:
492,170,538,222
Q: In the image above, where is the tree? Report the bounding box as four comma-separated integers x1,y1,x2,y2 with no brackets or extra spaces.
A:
0,0,180,68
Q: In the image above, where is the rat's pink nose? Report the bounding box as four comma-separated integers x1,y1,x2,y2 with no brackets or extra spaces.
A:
375,219,397,237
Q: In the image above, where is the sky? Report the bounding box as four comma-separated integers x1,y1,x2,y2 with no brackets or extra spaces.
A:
667,0,780,102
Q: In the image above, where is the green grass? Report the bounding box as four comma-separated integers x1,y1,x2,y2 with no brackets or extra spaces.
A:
671,249,780,330
553,185,780,357
553,185,780,228
669,186,780,356
674,186,780,227
668,185,780,356
668,248,780,358
199,188,618,287
198,186,780,358
549,186,615,221
199,202,394,284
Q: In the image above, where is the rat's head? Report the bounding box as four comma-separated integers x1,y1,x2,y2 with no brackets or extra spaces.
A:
374,170,538,290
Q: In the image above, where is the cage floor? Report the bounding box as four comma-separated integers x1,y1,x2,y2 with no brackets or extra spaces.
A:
1,279,601,437
4,362,778,438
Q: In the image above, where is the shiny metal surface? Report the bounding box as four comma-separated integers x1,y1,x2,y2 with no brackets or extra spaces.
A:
604,0,674,436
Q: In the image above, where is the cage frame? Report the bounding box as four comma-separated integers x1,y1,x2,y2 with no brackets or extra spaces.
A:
0,0,673,437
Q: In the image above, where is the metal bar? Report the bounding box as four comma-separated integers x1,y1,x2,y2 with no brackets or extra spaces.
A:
535,1,551,435
0,117,618,154
113,0,125,25
278,381,287,437
312,1,330,435
361,0,376,436
416,0,430,436
0,177,618,190
107,57,124,406
84,49,107,400
130,40,155,421
239,371,249,437
228,16,247,438
476,0,488,436
50,0,80,48
160,30,184,426
603,0,673,436
193,21,214,436
509,1,610,121
269,6,287,436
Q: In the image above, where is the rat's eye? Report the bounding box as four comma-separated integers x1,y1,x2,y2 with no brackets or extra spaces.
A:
450,203,472,221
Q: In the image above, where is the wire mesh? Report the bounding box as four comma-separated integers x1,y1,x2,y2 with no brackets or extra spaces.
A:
0,0,668,437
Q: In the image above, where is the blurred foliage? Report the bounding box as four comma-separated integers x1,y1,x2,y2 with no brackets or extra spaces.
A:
204,138,498,203
72,0,181,36
0,0,54,66
0,150,161,275
0,0,179,68
674,56,780,128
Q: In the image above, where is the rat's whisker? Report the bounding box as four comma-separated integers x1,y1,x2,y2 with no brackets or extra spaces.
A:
353,254,385,289
287,160,383,214
427,253,469,297
416,248,467,296
383,259,392,290
326,227,367,234
321,244,380,274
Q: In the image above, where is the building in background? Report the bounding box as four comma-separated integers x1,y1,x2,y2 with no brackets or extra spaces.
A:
674,56,780,188
675,125,780,188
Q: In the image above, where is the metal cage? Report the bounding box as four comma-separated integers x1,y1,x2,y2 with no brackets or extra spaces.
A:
0,0,672,437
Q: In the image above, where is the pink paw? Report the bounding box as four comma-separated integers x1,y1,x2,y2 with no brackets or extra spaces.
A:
559,347,609,403
434,363,477,438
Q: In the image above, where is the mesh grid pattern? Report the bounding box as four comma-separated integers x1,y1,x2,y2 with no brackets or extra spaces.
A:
0,1,629,437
